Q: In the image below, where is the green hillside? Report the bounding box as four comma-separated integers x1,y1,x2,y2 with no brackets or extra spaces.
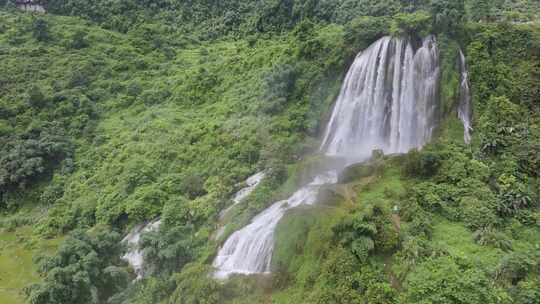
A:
1,1,540,303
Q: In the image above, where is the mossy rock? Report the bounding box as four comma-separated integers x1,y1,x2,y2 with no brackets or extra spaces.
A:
316,184,344,206
338,162,378,183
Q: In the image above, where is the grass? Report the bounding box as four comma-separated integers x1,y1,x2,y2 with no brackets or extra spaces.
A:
431,216,504,269
355,159,407,210
0,226,61,304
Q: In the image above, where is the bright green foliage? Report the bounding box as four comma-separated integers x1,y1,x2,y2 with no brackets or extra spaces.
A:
25,228,128,304
139,207,200,277
402,256,506,304
0,1,540,304
390,10,432,36
170,264,223,304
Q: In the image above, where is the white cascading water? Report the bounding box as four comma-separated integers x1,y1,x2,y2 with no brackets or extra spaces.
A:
122,219,162,279
213,35,440,279
213,171,338,279
123,173,265,277
321,35,440,158
458,50,473,144
219,172,266,219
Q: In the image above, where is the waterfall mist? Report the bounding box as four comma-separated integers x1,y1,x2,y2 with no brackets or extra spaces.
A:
212,35,441,279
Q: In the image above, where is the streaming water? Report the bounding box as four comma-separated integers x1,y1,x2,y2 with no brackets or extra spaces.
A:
458,49,473,144
122,172,266,277
122,219,161,279
213,171,338,279
212,35,441,279
219,172,266,219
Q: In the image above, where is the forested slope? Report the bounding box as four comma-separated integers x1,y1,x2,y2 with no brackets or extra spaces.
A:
0,1,539,304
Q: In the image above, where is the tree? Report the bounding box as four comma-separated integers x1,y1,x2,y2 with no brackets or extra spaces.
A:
260,63,298,115
468,0,501,22
25,229,129,304
32,18,50,42
390,10,432,36
27,85,46,108
431,0,465,35
0,124,72,197
70,30,89,49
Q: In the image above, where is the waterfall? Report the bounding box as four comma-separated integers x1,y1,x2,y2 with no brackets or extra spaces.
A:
213,171,338,279
212,35,440,279
219,172,266,220
458,50,473,144
321,35,440,159
122,219,162,279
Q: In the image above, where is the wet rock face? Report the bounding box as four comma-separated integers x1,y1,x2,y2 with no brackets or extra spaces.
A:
16,1,46,13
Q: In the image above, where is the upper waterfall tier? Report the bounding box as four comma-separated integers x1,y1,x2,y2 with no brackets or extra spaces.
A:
321,35,440,159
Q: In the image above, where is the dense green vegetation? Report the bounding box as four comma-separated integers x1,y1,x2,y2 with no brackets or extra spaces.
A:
0,0,539,303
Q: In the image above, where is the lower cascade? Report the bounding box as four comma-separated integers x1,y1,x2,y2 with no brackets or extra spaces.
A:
212,35,441,279
213,171,338,279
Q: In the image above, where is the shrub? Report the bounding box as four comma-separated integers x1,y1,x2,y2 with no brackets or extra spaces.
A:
170,264,223,304
260,64,298,114
402,149,442,178
25,228,128,304
69,30,89,49
403,256,505,304
345,15,390,57
460,197,499,230
495,251,540,285
32,18,50,42
27,85,47,108
472,228,513,251
496,174,533,217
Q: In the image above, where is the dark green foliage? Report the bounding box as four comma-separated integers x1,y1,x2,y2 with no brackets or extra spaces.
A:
496,174,534,217
170,264,223,304
31,18,50,42
334,203,398,261
402,149,442,178
468,0,501,22
25,228,128,304
495,250,540,286
334,215,377,262
390,10,432,36
344,16,391,55
430,0,465,35
334,0,401,23
69,30,89,49
261,64,299,115
0,124,72,202
27,86,46,108
140,225,196,277
472,227,513,251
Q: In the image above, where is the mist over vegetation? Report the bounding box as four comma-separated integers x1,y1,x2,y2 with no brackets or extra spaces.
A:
0,0,539,303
